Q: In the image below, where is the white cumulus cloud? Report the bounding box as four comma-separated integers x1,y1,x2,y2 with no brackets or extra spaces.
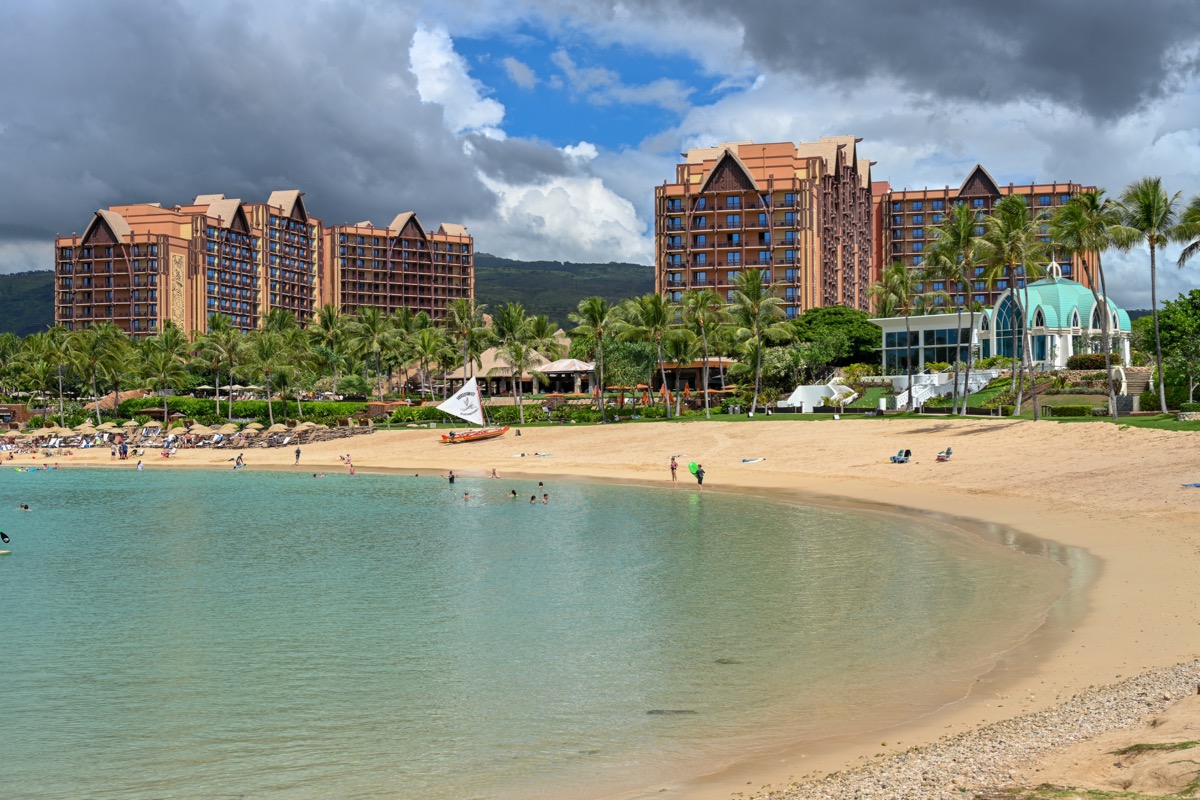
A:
409,25,506,138
501,56,538,89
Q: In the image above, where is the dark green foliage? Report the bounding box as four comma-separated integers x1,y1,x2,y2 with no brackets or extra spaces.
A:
117,396,365,425
789,305,880,365
1066,353,1123,370
475,254,651,327
1181,402,1200,412
389,406,455,423
485,405,548,425
0,271,54,335
1141,384,1188,410
1050,404,1096,417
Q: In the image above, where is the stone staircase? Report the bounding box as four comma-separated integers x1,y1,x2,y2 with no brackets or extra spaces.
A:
1123,367,1154,397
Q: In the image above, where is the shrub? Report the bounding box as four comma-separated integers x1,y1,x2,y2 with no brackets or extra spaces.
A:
1180,402,1200,413
1050,404,1093,417
842,363,878,382
1066,353,1123,370
978,356,1015,370
117,396,365,425
389,406,453,424
923,361,950,373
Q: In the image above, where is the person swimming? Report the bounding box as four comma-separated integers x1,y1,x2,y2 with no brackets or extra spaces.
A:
509,490,518,498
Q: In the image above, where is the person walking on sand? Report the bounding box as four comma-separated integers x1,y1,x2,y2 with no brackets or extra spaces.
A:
670,456,678,484
695,464,704,491
490,468,499,479
294,446,301,466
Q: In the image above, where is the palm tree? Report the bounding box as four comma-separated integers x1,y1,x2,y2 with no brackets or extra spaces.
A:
981,196,1048,417
680,288,728,418
928,203,985,414
615,293,677,417
568,296,617,421
346,306,398,401
1050,191,1124,420
663,329,701,417
245,330,288,425
1115,177,1184,413
410,326,452,397
1178,195,1200,268
72,323,127,424
445,297,491,386
193,314,236,420
310,303,349,390
871,262,920,407
526,315,563,363
139,342,188,425
729,269,789,415
34,326,74,427
0,332,20,399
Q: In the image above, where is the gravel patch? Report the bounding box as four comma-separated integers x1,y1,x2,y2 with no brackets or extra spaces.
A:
754,659,1200,800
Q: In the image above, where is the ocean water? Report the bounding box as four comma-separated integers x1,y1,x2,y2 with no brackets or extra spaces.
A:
0,467,1070,799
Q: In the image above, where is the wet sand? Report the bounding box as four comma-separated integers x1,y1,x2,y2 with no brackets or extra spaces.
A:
50,417,1200,797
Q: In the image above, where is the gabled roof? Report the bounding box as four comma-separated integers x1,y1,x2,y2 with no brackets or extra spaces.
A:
957,164,1002,198
194,193,227,204
388,212,427,238
205,197,245,229
438,223,468,237
697,148,761,193
82,209,132,245
267,190,307,221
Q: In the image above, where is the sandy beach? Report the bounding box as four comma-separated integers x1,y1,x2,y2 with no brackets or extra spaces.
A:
47,416,1200,797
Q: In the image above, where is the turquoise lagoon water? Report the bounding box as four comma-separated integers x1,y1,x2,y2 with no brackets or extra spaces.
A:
0,468,1071,799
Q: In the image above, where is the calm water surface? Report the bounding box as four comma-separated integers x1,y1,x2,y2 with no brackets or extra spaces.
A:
0,467,1070,799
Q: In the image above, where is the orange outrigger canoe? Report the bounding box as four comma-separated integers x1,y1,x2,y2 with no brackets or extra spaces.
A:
440,425,510,444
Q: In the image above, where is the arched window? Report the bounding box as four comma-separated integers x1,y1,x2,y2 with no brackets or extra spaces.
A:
1070,309,1080,328
980,315,990,331
1033,308,1046,328
1091,307,1104,330
995,296,1024,359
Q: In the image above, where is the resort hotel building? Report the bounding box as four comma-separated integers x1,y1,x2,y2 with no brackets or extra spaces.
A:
871,263,1131,376
654,137,875,317
874,165,1098,309
54,192,473,338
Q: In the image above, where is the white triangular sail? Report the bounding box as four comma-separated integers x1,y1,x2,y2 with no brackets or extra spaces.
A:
437,377,485,427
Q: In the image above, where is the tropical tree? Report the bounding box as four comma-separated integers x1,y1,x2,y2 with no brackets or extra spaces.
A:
245,330,288,426
193,314,238,420
310,304,349,390
729,269,790,414
871,262,921,407
928,202,985,414
568,296,618,421
0,332,20,399
346,306,398,401
614,293,677,417
1050,191,1124,419
680,288,728,419
139,340,188,425
1115,177,1184,413
663,329,701,416
1179,195,1200,269
31,326,75,427
445,297,491,384
72,322,127,424
981,195,1048,417
410,326,452,397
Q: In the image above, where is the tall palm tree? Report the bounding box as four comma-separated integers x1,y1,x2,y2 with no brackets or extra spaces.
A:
1115,177,1184,413
981,196,1048,417
490,302,535,421
72,322,127,424
444,297,490,385
614,293,677,417
193,314,237,420
410,326,452,397
310,303,349,391
1178,195,1200,269
245,330,288,426
0,332,20,399
1050,191,1124,420
680,288,728,418
729,269,789,415
663,329,701,417
871,262,921,407
346,306,398,401
139,342,188,425
36,326,74,427
928,203,985,414
568,296,617,421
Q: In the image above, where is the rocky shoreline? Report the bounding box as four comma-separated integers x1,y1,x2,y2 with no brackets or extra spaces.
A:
756,660,1200,800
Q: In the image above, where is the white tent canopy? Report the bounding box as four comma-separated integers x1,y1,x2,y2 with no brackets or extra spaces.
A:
534,358,595,373
779,383,856,412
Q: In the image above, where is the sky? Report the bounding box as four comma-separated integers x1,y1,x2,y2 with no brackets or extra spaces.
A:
1,0,1199,308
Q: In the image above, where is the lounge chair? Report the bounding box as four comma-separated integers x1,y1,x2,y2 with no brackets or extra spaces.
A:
889,449,911,464
936,447,953,463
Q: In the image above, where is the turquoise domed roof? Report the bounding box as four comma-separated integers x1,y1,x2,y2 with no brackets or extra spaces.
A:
1014,270,1130,332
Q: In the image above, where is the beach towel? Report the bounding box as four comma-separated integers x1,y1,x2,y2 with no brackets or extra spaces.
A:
1183,483,1200,488
740,458,765,464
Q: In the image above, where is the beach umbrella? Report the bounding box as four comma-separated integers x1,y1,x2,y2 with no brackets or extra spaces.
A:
265,423,288,433
245,422,263,430
97,421,117,430
217,423,239,435
312,424,329,430
122,419,139,428
196,385,215,391
143,421,163,429
230,384,245,390
241,429,260,437
188,425,214,436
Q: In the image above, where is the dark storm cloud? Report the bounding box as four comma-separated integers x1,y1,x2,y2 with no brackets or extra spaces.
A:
646,0,1200,119
464,134,572,183
0,0,494,255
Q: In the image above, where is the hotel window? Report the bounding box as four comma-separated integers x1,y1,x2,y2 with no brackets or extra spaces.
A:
913,229,923,239
1060,194,1071,203
726,271,738,283
891,201,901,212
757,213,768,227
786,193,798,206
694,234,707,246
975,226,985,235
728,233,741,245
695,271,707,284
1039,195,1052,206
783,232,796,245
912,215,923,225
911,201,924,211
913,256,923,265
912,242,923,251
670,291,682,302
757,251,770,264
785,268,797,281
694,198,707,210
727,252,741,264
972,198,985,208
726,214,740,226
932,200,944,210
727,290,735,302
694,215,706,227
725,197,741,209
932,214,944,223
695,253,707,264
892,215,902,226
784,211,797,225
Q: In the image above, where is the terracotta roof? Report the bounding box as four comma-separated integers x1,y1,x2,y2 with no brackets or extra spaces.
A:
438,223,468,237
389,211,426,236
267,190,303,217
194,193,226,204
205,197,243,228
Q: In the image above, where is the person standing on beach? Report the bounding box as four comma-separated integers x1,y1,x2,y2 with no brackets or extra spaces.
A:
695,464,704,491
670,456,678,484
136,460,143,471
294,447,301,466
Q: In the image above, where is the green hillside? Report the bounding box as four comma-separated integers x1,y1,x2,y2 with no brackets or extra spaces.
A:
0,270,54,336
0,256,654,335
474,254,653,325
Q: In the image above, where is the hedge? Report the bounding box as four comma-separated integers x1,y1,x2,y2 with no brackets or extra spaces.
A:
1180,402,1200,413
117,397,366,425
1066,353,1123,370
1049,404,1094,417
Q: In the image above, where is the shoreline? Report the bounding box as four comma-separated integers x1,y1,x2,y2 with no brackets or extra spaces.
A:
42,418,1200,797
